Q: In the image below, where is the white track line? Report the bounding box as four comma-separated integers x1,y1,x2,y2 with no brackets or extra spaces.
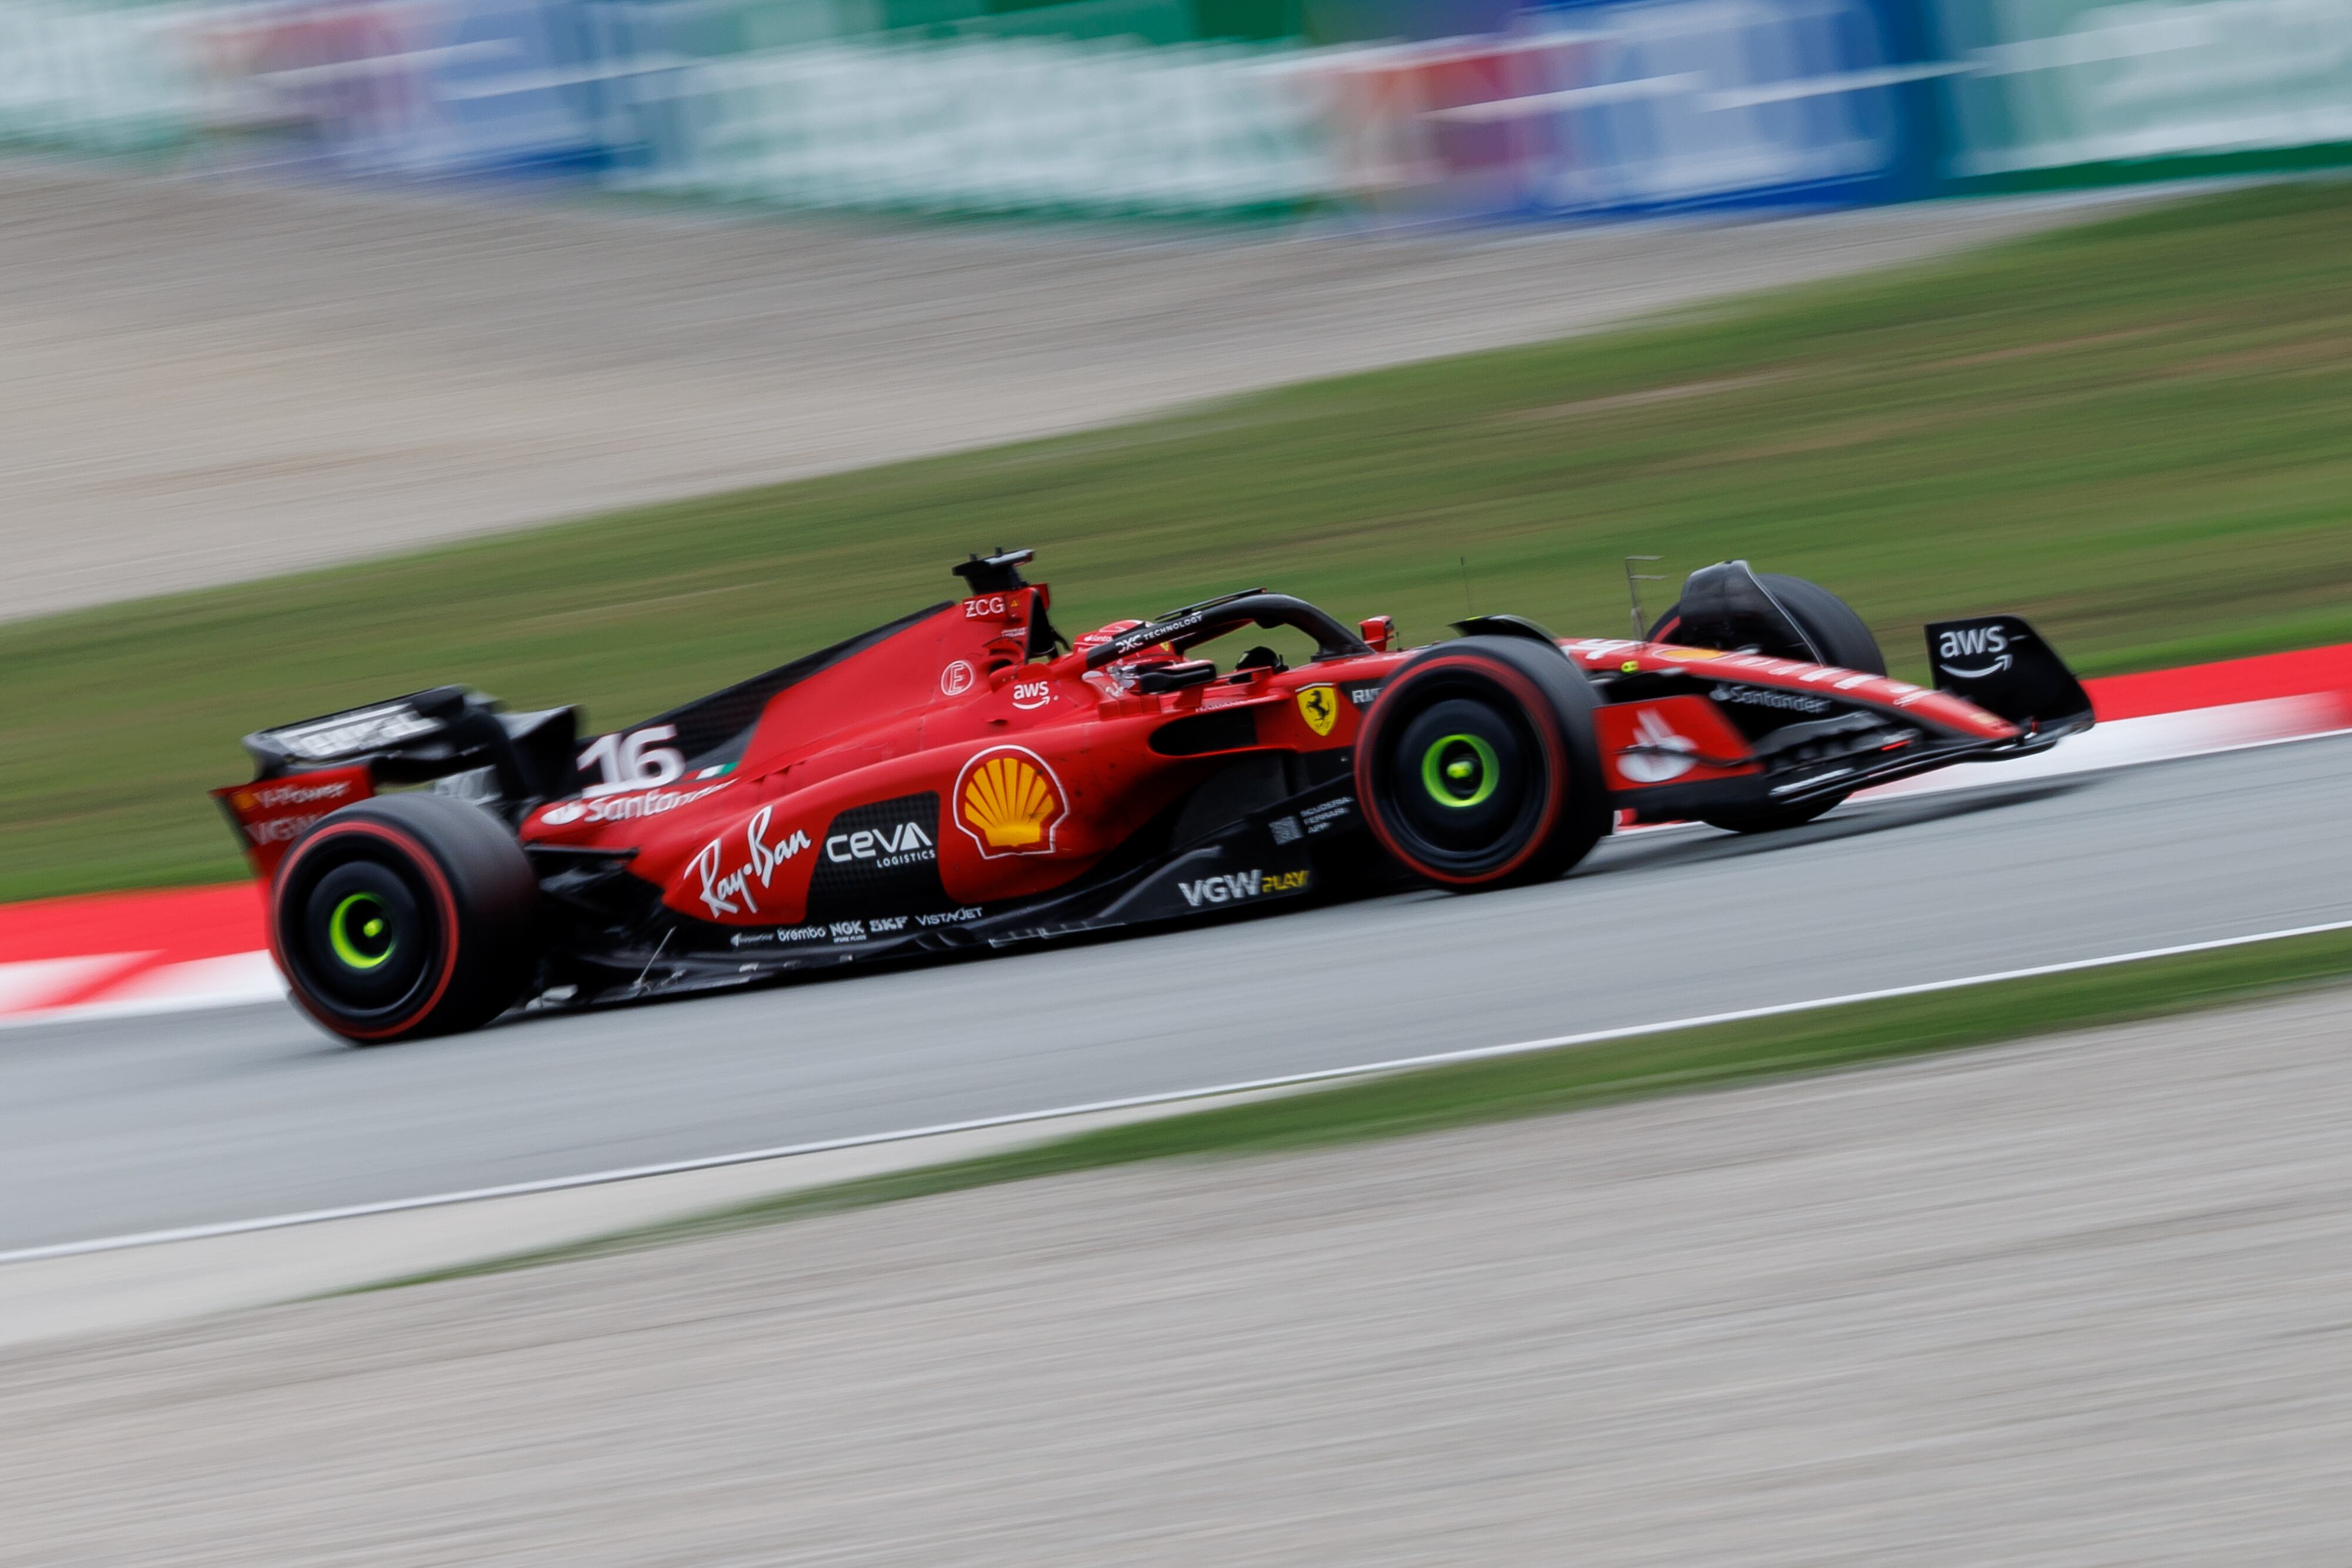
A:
9,915,2352,1267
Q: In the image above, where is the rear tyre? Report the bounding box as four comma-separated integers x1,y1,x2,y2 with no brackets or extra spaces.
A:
1354,637,1611,889
271,793,540,1044
1650,573,1885,835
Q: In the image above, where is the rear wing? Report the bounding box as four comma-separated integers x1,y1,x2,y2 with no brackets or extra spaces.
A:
214,686,580,879
1925,617,2094,738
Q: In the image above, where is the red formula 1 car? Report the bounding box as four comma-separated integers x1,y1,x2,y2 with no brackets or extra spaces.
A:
216,550,2092,1043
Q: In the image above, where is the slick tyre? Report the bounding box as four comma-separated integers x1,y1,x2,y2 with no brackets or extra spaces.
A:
1355,637,1611,889
271,793,540,1044
1651,573,1885,835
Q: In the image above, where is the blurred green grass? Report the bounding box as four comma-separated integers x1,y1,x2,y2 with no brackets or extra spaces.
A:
4,180,2349,903
362,922,2352,1290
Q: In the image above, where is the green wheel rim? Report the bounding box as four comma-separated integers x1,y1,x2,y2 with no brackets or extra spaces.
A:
1420,733,1501,809
329,892,396,971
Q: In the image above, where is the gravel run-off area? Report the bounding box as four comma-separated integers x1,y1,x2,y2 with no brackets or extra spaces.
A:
2,988,2346,1565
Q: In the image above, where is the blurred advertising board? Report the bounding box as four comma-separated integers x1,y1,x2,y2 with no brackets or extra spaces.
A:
621,0,1955,220
9,0,2347,218
0,0,199,152
616,35,1333,217
1315,0,1950,218
174,0,653,175
1929,0,2352,182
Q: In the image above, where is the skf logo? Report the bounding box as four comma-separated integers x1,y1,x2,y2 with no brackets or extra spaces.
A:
955,746,1067,857
1295,684,1340,738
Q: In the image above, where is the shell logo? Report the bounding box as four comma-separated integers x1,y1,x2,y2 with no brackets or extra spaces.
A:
954,746,1066,858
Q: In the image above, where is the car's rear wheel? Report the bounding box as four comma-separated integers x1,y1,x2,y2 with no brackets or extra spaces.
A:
1650,572,1885,834
272,793,540,1044
1355,637,1611,888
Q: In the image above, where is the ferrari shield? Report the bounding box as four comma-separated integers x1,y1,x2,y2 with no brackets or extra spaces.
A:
1296,684,1340,737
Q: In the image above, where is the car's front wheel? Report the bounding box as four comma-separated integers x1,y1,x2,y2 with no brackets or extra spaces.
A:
1651,573,1886,835
1354,636,1611,889
271,793,540,1044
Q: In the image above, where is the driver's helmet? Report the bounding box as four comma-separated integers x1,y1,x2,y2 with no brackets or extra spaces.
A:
1076,619,1178,690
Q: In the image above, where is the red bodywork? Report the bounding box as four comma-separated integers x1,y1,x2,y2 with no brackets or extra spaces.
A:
507,587,2023,930
212,765,376,881
520,586,1396,928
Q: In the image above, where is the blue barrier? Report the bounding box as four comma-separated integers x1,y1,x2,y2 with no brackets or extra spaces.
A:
1508,0,1949,214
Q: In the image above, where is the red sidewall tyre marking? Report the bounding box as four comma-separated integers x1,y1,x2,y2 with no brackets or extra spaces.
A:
272,820,463,1041
1357,656,1572,888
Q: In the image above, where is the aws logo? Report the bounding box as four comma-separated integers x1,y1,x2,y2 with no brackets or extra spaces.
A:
1936,624,2012,678
955,746,1067,858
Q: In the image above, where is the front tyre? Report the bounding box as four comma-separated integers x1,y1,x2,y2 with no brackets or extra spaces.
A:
1651,573,1885,835
271,793,540,1044
1354,637,1611,889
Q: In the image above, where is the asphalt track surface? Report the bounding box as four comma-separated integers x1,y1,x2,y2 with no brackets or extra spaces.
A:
6,733,2348,1255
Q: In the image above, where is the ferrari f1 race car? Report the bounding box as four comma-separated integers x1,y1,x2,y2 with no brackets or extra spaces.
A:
216,551,2093,1043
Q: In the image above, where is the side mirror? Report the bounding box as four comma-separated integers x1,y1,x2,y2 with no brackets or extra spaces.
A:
1359,616,1395,653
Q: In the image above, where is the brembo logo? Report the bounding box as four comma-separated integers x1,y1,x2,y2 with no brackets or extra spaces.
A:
1936,626,2012,678
691,805,813,919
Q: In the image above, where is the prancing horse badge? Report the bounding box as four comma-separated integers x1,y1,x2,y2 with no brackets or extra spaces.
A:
1295,684,1340,737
